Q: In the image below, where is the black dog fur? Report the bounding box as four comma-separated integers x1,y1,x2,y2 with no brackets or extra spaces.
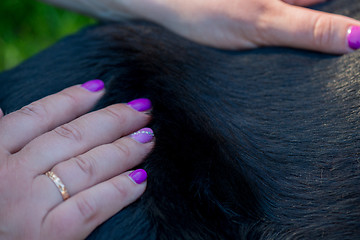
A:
1,0,360,239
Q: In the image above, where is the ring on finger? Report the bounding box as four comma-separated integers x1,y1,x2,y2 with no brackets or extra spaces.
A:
45,171,70,201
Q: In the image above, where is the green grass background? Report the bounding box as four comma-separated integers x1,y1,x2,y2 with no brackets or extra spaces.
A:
0,0,95,71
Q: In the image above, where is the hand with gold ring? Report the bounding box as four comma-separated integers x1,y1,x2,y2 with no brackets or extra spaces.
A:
0,80,154,239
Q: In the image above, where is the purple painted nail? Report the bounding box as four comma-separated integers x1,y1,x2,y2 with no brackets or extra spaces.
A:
128,169,148,184
127,98,152,112
81,79,105,92
131,128,154,144
347,26,360,50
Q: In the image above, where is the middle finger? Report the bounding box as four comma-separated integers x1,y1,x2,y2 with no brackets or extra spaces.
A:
13,102,151,174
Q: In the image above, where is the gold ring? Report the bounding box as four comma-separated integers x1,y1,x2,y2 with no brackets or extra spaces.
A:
45,171,70,200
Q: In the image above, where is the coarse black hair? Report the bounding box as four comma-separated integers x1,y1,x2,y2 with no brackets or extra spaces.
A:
0,0,359,239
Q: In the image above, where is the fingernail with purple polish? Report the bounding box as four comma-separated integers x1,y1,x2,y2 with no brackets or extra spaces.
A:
131,128,154,144
127,98,152,112
128,169,148,184
81,79,105,92
347,26,360,50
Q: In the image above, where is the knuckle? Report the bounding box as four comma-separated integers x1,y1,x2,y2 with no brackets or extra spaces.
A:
283,0,295,4
57,91,79,108
103,105,127,124
18,102,49,122
43,216,70,238
53,123,83,142
113,141,132,159
255,1,272,14
72,155,97,177
313,15,334,48
110,179,129,200
249,3,277,46
76,196,97,220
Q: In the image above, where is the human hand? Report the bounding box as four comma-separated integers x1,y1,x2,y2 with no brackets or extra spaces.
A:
0,80,154,239
124,0,360,54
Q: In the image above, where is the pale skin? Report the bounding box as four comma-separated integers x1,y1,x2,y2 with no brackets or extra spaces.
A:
1,0,359,238
41,0,360,54
0,85,153,239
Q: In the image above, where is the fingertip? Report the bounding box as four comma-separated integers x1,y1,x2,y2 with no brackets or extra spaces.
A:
111,171,148,203
346,25,360,51
126,170,148,202
127,98,152,112
112,171,147,204
60,79,106,107
130,128,155,144
127,169,148,185
80,79,105,92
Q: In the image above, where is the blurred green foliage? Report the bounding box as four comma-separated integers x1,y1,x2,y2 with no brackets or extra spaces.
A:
0,0,95,71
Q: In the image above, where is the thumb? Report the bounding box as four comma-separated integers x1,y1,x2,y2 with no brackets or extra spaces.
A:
261,2,360,54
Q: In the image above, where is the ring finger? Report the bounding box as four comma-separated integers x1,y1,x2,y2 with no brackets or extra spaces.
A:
34,128,154,209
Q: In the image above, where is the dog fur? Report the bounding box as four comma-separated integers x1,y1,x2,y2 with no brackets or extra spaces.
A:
0,0,360,239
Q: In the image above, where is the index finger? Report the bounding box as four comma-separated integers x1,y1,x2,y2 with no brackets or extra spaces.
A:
0,80,105,153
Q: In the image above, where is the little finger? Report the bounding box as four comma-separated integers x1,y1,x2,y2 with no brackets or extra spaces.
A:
41,170,148,239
